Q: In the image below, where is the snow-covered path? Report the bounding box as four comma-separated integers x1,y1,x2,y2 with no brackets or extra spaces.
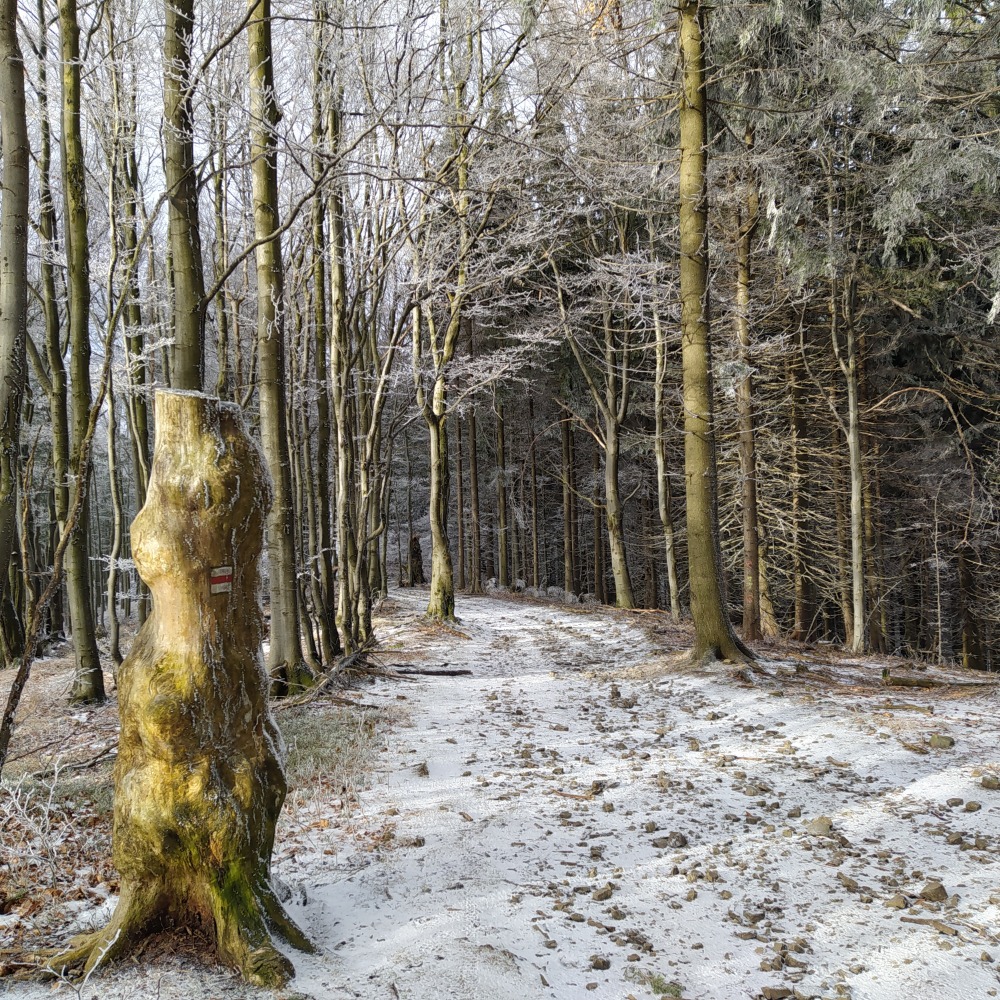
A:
279,590,1000,1000
6,589,1000,1000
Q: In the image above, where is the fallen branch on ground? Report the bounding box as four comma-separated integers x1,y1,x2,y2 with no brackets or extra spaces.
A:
391,666,473,677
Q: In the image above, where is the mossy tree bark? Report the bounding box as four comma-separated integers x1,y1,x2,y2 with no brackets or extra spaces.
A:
49,391,311,986
677,0,753,665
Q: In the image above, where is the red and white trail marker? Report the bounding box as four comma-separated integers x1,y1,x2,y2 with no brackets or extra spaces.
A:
210,565,233,594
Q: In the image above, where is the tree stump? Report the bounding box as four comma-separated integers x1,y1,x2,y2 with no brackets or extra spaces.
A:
50,391,311,986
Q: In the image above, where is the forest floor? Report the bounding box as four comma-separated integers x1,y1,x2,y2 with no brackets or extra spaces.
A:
3,589,1000,1000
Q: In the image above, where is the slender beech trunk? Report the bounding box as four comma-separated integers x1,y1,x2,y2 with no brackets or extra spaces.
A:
825,159,865,653
604,424,634,607
249,0,308,688
106,374,123,666
677,0,751,664
468,410,482,593
412,304,458,620
958,546,984,670
426,411,454,618
833,286,865,653
592,444,607,604
652,303,681,621
164,0,205,388
210,103,234,398
404,432,415,586
327,62,364,649
456,419,466,590
495,400,509,588
118,119,150,626
863,463,885,654
35,6,65,638
0,0,29,660
289,313,322,675
528,399,540,589
310,27,340,660
788,348,815,640
561,420,577,595
757,520,779,637
734,129,761,641
643,489,658,608
59,0,104,701
832,423,854,643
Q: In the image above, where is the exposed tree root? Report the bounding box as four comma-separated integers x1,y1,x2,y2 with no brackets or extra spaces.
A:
45,884,156,980
45,874,311,989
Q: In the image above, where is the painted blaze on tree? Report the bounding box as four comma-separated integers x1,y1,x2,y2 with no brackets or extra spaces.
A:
50,391,311,986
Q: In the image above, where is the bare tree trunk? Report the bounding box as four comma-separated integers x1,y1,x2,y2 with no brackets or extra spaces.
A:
0,0,29,661
404,432,415,587
832,423,854,644
592,445,607,604
59,0,104,702
788,349,816,641
35,4,65,639
643,489,658,608
105,374,123,666
309,51,340,661
248,0,308,688
604,423,634,608
958,546,984,670
164,0,205,389
838,303,865,653
117,125,151,627
456,418,466,590
426,414,454,618
468,410,482,593
653,304,681,622
734,134,761,641
677,0,751,664
495,399,509,588
528,399,540,589
561,420,577,595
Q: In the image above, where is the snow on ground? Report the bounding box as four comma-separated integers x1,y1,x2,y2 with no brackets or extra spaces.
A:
4,588,1000,1000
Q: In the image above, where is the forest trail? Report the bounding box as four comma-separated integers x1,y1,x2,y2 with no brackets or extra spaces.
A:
4,590,1000,1000
277,590,1000,1000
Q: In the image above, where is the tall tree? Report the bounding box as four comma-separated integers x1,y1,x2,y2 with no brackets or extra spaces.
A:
0,0,29,659
677,0,752,664
164,0,205,388
248,0,309,688
59,0,104,701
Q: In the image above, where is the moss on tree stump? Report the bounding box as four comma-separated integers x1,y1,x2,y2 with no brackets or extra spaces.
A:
50,391,311,986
